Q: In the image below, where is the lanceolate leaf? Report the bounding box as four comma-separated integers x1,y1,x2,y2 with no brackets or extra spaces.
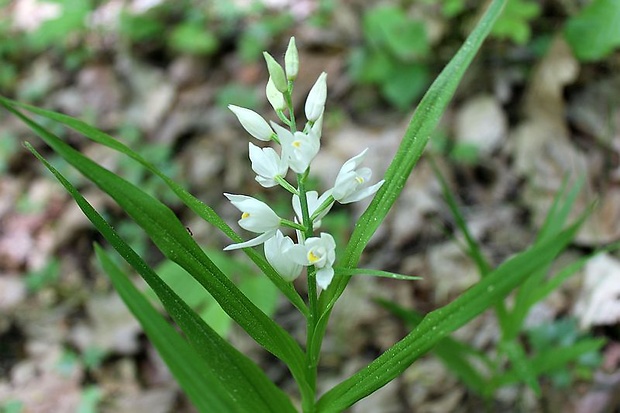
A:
27,143,296,413
0,96,307,317
316,216,584,412
312,0,509,365
319,0,508,313
96,245,242,413
7,106,310,397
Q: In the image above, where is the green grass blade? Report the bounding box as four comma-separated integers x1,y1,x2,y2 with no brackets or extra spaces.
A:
316,216,584,412
499,340,540,395
8,106,309,392
319,0,508,316
26,142,296,413
0,95,307,317
377,299,489,395
536,176,584,245
336,267,421,281
494,338,605,387
431,159,491,276
95,246,242,413
510,181,587,336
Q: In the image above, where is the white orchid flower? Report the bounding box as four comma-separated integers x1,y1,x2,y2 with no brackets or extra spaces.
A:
292,190,334,228
248,143,288,188
223,193,281,250
305,72,327,122
271,122,320,174
264,230,306,282
228,105,274,142
332,148,385,204
296,232,337,289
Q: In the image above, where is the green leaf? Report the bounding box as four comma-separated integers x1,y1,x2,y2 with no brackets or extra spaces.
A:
499,340,540,395
336,268,421,281
168,23,218,55
431,159,490,276
25,142,296,413
6,108,310,401
96,246,244,412
377,299,489,395
0,96,307,317
315,0,509,361
316,215,584,412
564,0,620,62
495,338,605,387
381,63,429,109
491,0,540,45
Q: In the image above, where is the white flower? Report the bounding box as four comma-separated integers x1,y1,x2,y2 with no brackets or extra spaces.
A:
223,193,281,250
264,230,306,281
332,148,385,204
248,143,288,188
266,77,286,111
228,105,274,141
284,37,299,81
271,122,320,174
292,190,334,228
305,72,327,122
297,233,337,289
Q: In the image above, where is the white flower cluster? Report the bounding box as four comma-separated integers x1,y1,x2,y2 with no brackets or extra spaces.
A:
224,38,384,289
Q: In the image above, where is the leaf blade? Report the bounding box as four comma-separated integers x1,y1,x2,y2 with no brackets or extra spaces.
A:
26,142,297,413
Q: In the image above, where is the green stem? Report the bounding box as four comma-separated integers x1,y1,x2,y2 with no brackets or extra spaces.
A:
310,195,335,222
297,173,319,398
280,218,305,232
275,175,299,195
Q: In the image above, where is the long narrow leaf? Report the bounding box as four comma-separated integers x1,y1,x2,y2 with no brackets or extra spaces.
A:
318,0,508,324
309,0,509,369
377,299,489,395
431,158,491,276
7,106,309,394
96,245,241,413
494,338,605,387
499,340,540,395
27,142,297,413
316,215,584,412
0,95,307,317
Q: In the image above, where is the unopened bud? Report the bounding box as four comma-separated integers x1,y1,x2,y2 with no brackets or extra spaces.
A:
266,77,286,111
284,37,299,81
263,52,288,93
305,72,327,122
228,105,274,141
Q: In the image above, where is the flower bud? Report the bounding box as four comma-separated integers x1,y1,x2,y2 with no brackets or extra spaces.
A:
305,72,327,122
263,52,288,93
228,105,274,141
284,37,299,81
266,77,286,111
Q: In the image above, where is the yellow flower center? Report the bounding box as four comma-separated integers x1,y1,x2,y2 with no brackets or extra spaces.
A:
355,175,365,184
293,140,302,148
241,212,250,219
307,250,320,263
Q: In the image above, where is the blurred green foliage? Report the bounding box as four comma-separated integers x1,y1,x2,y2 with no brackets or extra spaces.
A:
349,5,430,110
491,0,541,45
564,0,620,61
527,318,602,388
145,248,279,338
